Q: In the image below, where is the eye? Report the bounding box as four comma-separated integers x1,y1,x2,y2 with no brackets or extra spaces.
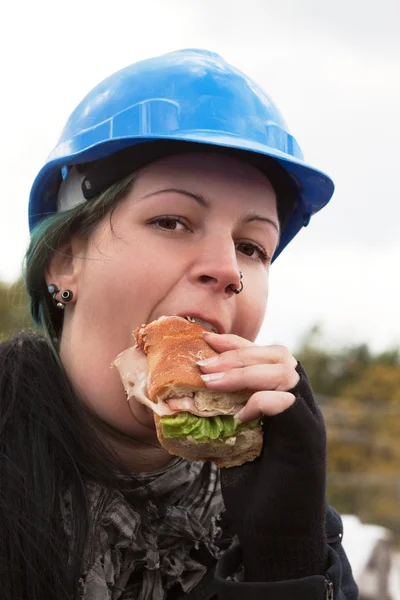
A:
236,241,270,264
149,216,189,231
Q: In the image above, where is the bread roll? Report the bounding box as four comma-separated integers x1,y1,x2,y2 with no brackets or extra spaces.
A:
133,316,263,467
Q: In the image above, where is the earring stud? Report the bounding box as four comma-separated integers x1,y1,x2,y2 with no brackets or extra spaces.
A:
61,290,73,302
48,284,74,309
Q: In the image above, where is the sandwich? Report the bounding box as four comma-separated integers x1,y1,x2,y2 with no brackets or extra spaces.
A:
113,316,263,467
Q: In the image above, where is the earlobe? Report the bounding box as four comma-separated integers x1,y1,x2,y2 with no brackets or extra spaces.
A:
47,284,74,310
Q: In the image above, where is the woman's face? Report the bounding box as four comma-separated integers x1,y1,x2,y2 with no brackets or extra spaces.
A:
54,152,279,447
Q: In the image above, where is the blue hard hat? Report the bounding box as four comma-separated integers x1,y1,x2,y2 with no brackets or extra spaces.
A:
28,48,334,259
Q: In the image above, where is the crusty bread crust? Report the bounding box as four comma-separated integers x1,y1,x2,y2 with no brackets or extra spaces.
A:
135,316,217,401
135,316,250,411
154,413,263,468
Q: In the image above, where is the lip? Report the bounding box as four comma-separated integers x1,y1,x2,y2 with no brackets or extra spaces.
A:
174,312,226,334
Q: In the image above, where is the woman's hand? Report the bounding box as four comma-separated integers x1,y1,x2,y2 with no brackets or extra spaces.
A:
198,332,300,421
199,331,328,583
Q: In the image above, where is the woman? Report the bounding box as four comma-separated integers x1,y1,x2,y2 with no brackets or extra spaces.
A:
0,49,358,599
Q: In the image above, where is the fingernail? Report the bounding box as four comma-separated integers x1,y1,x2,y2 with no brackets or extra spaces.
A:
202,331,218,336
200,372,225,382
197,356,219,366
234,410,244,421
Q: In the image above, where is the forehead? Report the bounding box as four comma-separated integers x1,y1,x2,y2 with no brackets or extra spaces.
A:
133,152,277,204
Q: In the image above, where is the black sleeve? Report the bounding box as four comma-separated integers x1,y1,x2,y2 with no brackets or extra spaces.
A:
214,506,359,600
325,507,359,600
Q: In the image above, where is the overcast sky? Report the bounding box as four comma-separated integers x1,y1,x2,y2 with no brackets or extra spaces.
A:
1,0,399,352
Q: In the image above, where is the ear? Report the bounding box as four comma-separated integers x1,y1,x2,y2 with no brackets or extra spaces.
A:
45,237,86,301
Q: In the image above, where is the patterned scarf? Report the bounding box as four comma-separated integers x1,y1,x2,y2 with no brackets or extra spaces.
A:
61,458,232,600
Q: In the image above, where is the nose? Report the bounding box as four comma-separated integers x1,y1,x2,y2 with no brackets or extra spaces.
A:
188,234,242,296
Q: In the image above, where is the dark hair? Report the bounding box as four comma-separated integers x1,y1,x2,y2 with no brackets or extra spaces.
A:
0,331,130,599
25,171,137,340
0,174,138,600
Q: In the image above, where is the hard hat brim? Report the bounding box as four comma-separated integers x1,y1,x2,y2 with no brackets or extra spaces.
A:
29,132,334,260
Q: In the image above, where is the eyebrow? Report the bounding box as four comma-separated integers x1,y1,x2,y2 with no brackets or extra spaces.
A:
141,188,209,207
244,212,280,234
140,187,280,233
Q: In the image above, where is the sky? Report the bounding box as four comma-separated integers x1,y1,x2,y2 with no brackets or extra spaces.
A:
1,0,399,352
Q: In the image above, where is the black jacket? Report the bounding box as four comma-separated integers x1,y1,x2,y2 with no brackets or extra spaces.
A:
172,506,358,600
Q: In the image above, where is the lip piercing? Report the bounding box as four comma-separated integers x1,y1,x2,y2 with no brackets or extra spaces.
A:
231,271,244,295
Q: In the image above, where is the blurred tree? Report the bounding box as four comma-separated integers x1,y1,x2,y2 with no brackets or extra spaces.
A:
296,327,400,543
0,278,32,339
341,363,400,405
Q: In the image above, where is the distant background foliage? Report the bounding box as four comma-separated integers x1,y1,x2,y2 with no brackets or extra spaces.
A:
298,326,400,541
2,279,400,542
0,278,32,339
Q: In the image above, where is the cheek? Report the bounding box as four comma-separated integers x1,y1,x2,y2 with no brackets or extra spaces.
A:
78,239,180,325
237,273,269,341
245,296,268,341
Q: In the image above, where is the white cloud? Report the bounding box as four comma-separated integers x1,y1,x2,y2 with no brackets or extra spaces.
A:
257,238,400,352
